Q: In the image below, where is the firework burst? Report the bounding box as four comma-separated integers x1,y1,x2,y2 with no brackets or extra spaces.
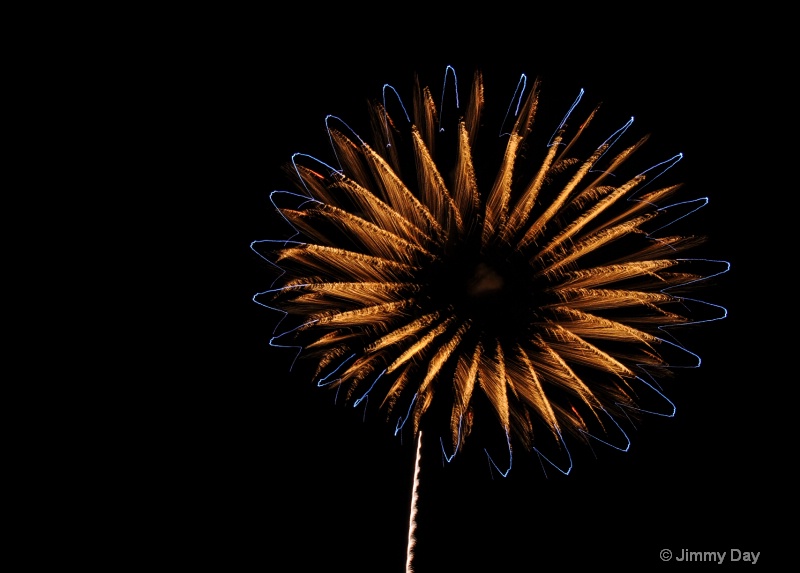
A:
253,66,727,475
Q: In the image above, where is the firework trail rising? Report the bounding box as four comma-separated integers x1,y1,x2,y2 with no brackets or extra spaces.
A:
252,66,728,475
405,431,422,573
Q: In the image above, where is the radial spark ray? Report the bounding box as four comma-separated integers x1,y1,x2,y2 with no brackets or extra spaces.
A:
253,67,728,471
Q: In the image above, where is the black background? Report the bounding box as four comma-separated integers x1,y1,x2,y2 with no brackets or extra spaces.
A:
167,16,779,572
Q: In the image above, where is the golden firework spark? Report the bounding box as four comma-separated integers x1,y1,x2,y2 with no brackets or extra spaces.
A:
253,67,727,474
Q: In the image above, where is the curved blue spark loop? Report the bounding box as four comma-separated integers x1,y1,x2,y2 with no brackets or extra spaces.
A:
620,376,677,417
438,414,464,463
250,189,323,286
252,306,318,370
578,409,632,452
381,83,411,147
250,239,290,287
382,84,412,122
500,73,529,137
635,152,684,193
627,153,684,207
437,64,460,132
353,369,387,407
325,115,369,172
669,297,729,328
593,116,635,167
664,259,731,292
653,336,704,368
316,353,357,387
485,428,513,478
267,190,322,243
639,257,729,351
394,393,418,436
547,87,584,147
290,153,343,197
648,197,709,235
534,429,574,477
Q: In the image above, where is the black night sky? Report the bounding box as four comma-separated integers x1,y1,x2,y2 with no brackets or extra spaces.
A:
181,19,779,572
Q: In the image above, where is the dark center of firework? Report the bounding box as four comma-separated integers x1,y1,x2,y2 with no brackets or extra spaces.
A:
425,251,544,339
466,263,504,297
463,260,535,336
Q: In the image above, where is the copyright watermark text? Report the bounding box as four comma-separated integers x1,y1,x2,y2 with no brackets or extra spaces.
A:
660,548,760,564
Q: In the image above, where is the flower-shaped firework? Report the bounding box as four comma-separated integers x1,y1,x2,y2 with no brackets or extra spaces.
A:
253,67,727,476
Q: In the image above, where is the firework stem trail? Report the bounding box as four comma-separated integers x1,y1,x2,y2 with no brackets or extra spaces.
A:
405,431,422,573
